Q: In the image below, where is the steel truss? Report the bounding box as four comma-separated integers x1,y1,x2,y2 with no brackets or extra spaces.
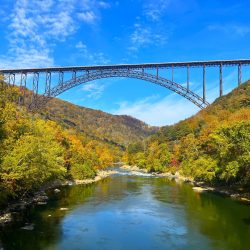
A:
29,69,209,109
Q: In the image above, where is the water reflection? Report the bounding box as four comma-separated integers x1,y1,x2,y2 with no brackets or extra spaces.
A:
0,174,249,250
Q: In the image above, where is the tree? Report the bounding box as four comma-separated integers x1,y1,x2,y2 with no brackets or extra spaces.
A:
0,134,65,195
146,142,171,172
70,163,96,180
208,121,250,185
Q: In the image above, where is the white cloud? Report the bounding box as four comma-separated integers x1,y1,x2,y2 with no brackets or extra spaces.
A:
78,11,97,24
143,0,171,21
0,0,110,69
98,1,111,9
113,94,199,126
74,41,110,65
128,23,167,52
75,41,87,49
0,48,54,69
0,0,76,68
208,24,250,37
82,82,105,99
77,0,110,24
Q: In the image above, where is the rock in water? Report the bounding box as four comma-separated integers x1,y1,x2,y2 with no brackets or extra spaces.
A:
54,188,61,193
0,213,12,225
59,208,69,211
21,223,34,230
37,201,47,205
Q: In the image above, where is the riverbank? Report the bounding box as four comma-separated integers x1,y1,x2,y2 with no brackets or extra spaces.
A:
120,165,250,204
0,169,116,226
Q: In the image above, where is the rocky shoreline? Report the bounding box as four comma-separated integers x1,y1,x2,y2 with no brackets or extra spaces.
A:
121,165,250,204
0,169,116,226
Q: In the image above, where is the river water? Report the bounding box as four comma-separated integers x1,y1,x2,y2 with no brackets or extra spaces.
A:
0,169,249,250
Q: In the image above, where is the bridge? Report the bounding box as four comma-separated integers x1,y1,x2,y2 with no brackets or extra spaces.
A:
0,59,250,110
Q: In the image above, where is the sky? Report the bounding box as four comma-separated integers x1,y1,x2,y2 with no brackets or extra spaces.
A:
0,0,250,126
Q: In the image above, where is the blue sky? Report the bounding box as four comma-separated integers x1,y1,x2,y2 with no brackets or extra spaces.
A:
0,0,250,126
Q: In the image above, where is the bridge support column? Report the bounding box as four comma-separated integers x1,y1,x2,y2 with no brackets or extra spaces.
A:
45,72,51,96
187,65,190,91
172,65,174,82
72,70,77,83
32,73,39,105
203,65,206,102
59,71,64,85
19,73,27,105
156,67,159,79
238,64,242,86
219,63,223,97
8,73,15,87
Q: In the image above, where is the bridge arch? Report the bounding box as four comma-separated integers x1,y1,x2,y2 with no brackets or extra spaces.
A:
31,69,209,109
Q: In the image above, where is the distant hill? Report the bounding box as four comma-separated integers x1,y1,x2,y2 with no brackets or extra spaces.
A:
153,80,250,142
39,98,158,147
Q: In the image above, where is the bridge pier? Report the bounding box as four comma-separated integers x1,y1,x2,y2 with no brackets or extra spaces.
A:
238,64,242,86
45,72,51,96
19,73,27,105
187,65,190,91
8,73,15,87
32,73,39,105
72,70,77,84
172,65,174,82
219,63,223,97
59,71,64,85
203,65,206,102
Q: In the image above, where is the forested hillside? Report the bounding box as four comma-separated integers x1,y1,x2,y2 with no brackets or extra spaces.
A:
0,82,121,207
0,80,157,208
41,98,158,147
125,81,250,191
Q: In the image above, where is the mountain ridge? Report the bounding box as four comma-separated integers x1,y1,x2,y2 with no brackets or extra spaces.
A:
153,81,250,142
39,97,159,147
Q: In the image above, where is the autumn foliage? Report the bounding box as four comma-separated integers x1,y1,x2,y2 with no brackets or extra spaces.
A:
0,82,116,204
125,81,250,190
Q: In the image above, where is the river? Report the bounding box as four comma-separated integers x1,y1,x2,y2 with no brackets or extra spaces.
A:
0,169,249,250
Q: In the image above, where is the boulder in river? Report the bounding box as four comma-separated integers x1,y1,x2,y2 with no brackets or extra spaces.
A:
21,223,34,230
37,201,47,205
0,213,12,225
59,208,69,211
192,186,215,192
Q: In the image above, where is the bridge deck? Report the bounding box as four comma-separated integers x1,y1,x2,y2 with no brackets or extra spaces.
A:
1,59,250,74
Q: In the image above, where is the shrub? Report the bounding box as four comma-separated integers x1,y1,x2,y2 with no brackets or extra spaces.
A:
70,163,96,180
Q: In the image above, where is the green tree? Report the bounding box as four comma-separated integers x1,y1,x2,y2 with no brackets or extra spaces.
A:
208,121,250,185
70,163,96,180
1,134,66,196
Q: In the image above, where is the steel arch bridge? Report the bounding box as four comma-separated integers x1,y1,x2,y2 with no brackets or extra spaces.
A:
0,59,250,110
31,69,209,109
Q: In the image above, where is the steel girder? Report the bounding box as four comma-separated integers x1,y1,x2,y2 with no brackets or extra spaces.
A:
29,69,210,110
1,59,250,74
